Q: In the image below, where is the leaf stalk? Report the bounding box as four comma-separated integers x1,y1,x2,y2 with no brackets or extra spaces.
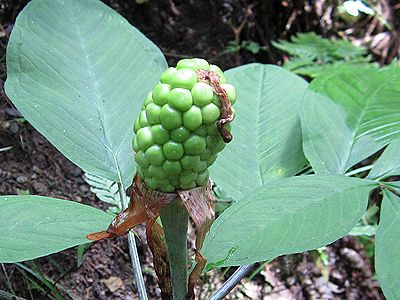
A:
117,182,148,300
160,199,189,299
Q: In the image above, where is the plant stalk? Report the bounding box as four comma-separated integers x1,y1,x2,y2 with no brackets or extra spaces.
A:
208,264,255,300
160,199,189,300
345,164,374,177
117,182,148,300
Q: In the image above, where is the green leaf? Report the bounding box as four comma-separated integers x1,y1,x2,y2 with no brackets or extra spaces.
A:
210,64,308,201
386,181,400,194
302,67,400,174
348,224,377,236
375,190,400,300
76,242,91,268
290,62,376,78
5,0,167,188
0,195,113,263
202,175,376,268
368,140,400,180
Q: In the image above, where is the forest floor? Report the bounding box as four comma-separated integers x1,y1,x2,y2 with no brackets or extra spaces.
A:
0,0,397,299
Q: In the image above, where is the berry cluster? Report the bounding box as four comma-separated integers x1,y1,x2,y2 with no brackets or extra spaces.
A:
133,58,236,192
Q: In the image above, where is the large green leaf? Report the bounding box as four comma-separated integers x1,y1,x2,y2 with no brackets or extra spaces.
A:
375,190,400,300
5,0,167,188
368,139,400,180
210,64,308,201
0,195,113,263
301,66,400,174
386,182,400,194
202,175,376,268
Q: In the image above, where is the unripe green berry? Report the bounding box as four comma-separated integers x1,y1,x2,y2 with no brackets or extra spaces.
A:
179,181,196,190
177,58,210,71
201,103,220,125
149,165,167,179
152,83,170,106
139,110,150,127
132,136,139,152
145,144,165,166
136,127,153,150
160,67,177,85
183,134,206,155
143,91,153,106
210,65,226,83
179,171,197,185
206,123,219,135
163,160,182,176
206,135,219,148
170,69,197,89
193,58,210,70
146,103,162,124
180,155,201,170
163,141,184,160
183,106,202,130
200,148,212,161
160,104,182,130
160,184,175,193
132,58,236,191
207,154,217,166
196,170,209,186
171,126,190,143
192,82,214,106
168,88,193,111
221,83,237,104
144,177,159,190
151,124,170,144
133,117,141,134
139,166,151,178
193,160,208,173
194,125,207,136
135,151,150,169
212,139,226,153
212,94,220,106
137,167,145,180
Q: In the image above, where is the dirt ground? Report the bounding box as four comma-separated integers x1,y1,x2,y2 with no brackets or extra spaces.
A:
0,0,397,299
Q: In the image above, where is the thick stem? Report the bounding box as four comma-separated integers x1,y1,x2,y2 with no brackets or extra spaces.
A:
160,199,189,300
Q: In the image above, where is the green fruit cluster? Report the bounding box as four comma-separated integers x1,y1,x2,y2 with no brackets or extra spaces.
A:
132,58,236,192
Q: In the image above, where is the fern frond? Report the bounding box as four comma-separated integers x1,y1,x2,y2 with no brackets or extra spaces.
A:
272,32,331,60
84,172,125,211
273,32,373,77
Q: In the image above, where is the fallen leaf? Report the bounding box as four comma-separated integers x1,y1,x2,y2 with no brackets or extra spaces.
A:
102,276,124,292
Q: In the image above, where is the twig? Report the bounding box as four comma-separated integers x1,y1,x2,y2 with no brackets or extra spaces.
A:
1,263,14,294
0,290,26,300
229,5,253,66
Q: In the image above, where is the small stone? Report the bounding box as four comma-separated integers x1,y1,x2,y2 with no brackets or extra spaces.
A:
16,175,27,183
5,107,22,117
31,174,38,179
32,182,46,194
79,184,89,193
32,165,40,173
71,167,82,177
9,123,19,134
